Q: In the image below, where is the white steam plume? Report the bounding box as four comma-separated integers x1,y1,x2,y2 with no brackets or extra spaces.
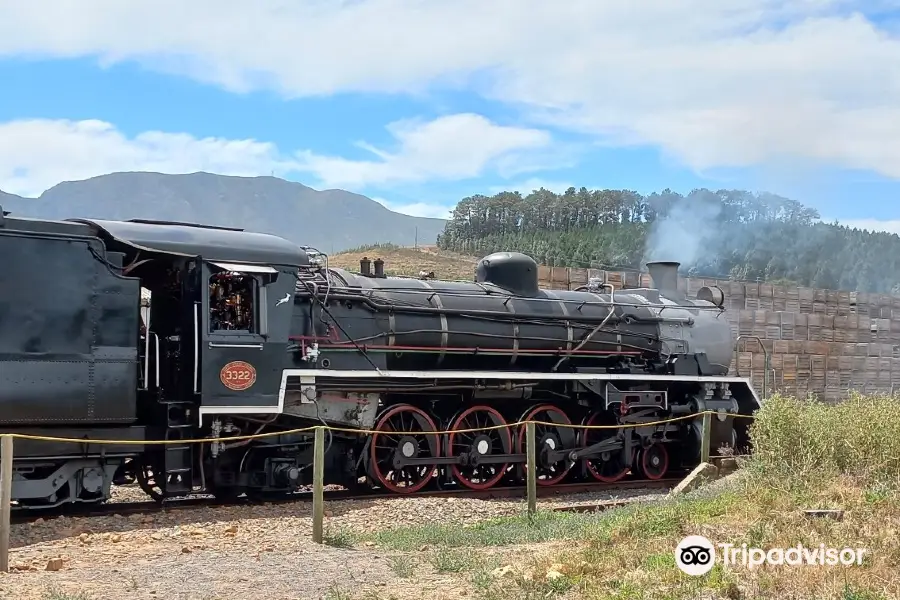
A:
643,195,724,270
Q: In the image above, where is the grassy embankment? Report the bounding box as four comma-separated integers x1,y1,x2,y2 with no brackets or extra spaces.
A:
329,244,479,281
326,393,900,599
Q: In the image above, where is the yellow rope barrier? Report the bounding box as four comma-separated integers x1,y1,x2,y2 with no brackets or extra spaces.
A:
0,411,755,445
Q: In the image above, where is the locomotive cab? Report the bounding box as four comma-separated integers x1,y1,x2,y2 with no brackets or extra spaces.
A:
74,218,305,409
70,218,306,496
199,259,296,418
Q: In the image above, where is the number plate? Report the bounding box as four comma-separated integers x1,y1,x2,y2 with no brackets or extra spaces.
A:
220,361,257,391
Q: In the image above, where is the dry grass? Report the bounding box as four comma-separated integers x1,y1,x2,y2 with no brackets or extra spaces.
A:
495,475,898,600
340,392,900,600
329,244,479,280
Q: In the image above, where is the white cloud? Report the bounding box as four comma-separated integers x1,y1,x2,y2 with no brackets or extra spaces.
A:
3,2,900,179
371,197,453,220
295,113,552,188
0,119,297,197
0,115,549,197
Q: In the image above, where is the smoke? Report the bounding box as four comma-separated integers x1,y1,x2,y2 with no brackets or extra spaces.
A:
642,194,724,270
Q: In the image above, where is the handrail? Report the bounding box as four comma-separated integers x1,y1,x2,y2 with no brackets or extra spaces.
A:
735,335,769,398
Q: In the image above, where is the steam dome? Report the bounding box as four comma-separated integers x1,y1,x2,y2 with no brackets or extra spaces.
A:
475,252,539,296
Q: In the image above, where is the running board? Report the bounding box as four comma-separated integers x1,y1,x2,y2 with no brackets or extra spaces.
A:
202,369,762,426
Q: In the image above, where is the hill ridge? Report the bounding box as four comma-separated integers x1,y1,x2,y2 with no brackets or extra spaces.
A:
0,171,446,252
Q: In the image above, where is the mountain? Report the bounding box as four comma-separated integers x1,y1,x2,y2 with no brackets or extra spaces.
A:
0,172,446,252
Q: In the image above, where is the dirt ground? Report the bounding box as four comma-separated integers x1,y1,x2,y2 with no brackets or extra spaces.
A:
5,538,455,600
4,537,575,600
1,488,665,600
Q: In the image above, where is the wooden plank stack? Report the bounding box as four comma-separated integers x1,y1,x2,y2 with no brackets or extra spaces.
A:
536,265,900,402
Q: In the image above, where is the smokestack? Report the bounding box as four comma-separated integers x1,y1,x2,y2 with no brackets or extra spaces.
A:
374,258,385,278
647,261,680,293
360,256,371,277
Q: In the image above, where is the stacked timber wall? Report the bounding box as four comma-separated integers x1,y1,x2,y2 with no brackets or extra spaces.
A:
536,266,900,402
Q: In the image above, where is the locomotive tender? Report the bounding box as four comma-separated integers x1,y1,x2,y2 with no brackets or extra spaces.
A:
0,207,759,508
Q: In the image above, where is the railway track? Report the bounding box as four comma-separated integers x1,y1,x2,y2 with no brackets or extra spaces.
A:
10,477,680,525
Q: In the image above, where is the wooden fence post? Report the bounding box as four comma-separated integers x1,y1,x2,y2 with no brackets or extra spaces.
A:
312,427,325,544
526,422,536,517
700,412,712,464
0,435,13,573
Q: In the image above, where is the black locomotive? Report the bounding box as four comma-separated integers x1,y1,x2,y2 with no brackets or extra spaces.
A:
0,208,759,508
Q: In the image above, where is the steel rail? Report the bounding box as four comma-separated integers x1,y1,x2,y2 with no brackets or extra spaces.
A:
10,478,680,525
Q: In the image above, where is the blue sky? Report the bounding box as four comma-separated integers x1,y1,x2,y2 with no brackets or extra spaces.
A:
1,1,899,232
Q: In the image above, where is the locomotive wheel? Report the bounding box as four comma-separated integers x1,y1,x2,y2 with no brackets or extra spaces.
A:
581,411,630,483
369,404,441,494
136,463,165,503
635,442,669,480
516,404,575,486
447,405,511,490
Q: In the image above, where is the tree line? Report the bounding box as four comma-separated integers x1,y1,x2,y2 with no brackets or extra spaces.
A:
435,187,900,293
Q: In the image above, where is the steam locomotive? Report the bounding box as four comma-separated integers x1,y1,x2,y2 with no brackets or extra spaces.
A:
0,208,759,508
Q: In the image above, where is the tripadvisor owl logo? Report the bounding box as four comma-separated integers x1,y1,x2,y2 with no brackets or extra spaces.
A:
675,535,716,576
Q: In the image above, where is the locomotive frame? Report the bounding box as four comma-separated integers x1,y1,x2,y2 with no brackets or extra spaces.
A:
0,207,761,508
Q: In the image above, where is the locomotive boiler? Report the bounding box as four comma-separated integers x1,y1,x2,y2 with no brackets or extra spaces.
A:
301,252,735,374
0,207,759,508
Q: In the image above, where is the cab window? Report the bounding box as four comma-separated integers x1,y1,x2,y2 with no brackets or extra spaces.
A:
209,270,258,333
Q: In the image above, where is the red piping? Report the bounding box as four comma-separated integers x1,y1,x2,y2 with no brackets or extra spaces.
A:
304,342,642,355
